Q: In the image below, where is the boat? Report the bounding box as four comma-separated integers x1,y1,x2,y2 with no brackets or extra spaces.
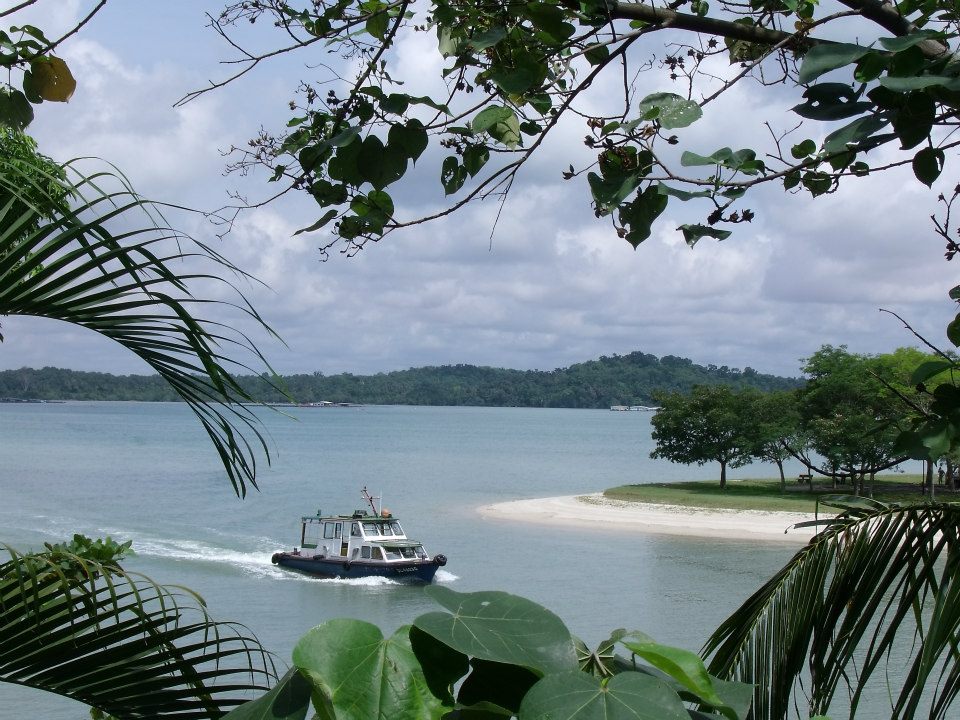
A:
271,487,447,582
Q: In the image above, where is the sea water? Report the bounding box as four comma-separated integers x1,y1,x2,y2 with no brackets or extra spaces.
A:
0,402,806,719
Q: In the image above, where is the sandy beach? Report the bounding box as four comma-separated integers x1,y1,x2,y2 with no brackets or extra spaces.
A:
478,493,821,543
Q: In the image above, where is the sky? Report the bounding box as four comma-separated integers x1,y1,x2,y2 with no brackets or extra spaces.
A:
1,0,957,379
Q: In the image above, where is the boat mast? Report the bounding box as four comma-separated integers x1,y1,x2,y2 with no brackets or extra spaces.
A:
361,486,380,516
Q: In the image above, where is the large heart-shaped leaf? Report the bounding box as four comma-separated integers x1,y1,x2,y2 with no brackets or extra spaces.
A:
518,671,688,720
293,620,448,720
414,587,577,675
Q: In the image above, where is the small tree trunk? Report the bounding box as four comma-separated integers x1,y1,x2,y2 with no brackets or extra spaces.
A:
869,471,875,498
777,459,785,493
928,460,936,501
720,460,727,490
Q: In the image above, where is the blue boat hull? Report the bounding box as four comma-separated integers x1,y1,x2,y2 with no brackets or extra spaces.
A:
273,553,441,582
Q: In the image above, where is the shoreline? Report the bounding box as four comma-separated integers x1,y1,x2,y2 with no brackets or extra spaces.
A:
478,493,820,543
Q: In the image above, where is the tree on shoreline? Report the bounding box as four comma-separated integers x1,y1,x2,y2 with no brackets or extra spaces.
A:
650,384,758,488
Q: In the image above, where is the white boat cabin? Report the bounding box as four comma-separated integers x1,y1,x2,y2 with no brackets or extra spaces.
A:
295,511,429,563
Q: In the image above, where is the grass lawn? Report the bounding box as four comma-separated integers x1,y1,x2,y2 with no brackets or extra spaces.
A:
604,474,955,513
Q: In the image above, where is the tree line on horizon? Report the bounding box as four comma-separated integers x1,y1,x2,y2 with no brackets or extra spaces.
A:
0,350,801,408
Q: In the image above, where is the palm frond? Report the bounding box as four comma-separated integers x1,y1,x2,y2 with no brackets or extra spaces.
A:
0,151,285,497
703,502,960,720
0,543,277,718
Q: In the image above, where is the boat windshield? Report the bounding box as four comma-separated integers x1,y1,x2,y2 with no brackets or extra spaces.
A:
383,546,418,560
390,521,403,536
362,522,381,536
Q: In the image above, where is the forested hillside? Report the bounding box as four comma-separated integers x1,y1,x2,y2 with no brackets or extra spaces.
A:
0,352,801,408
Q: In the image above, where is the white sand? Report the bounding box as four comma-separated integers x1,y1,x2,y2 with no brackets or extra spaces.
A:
478,493,821,543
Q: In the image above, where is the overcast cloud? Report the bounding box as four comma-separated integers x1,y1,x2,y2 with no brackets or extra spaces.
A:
1,1,956,380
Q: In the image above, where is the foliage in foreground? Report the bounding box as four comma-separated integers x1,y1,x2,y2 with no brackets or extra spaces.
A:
0,538,277,719
705,498,960,720
225,586,755,720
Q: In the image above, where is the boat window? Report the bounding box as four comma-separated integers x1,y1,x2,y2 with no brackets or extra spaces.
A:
361,546,371,559
323,522,338,539
351,522,361,537
399,547,416,559
390,522,403,535
302,522,321,548
383,547,402,560
362,522,380,536
415,546,426,559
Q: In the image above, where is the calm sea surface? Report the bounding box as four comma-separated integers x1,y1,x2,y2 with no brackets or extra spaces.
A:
0,402,806,719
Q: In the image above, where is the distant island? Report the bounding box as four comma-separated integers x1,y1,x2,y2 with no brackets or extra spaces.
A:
0,351,802,409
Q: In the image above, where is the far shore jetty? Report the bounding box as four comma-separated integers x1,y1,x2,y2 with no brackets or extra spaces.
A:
478,493,820,543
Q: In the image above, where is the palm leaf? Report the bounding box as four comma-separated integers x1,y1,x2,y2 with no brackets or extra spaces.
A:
703,502,960,719
0,543,277,718
0,151,285,497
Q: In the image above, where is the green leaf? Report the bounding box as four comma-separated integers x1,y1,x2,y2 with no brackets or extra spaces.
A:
797,43,872,84
488,53,547,95
678,224,732,247
822,115,890,154
620,185,668,248
792,84,873,121
365,11,388,40
468,27,507,51
911,360,955,384
588,171,640,213
525,3,576,44
381,93,409,115
438,26,465,57
463,144,490,177
878,75,960,92
621,634,734,718
518,671,689,720
878,30,946,52
413,587,577,675
350,190,394,233
310,179,348,207
791,139,817,159
459,659,539,712
293,620,448,720
913,146,944,187
329,125,361,147
294,209,339,235
584,45,609,66
388,119,429,163
948,314,960,347
680,148,762,174
637,92,702,129
409,625,469,705
893,92,935,150
854,53,888,83
473,105,521,147
222,667,311,720
441,156,468,194
299,143,331,173
0,88,34,130
657,183,711,201
358,136,407,189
